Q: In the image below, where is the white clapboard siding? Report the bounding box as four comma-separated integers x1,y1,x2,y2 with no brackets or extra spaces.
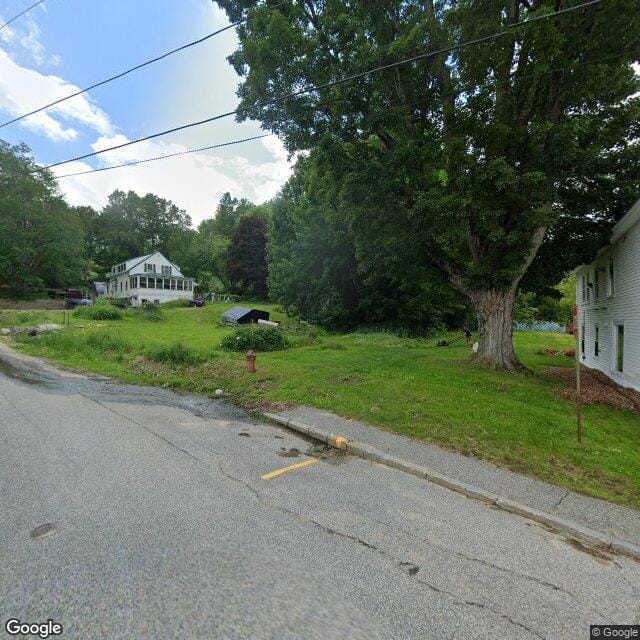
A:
103,251,196,308
576,198,640,391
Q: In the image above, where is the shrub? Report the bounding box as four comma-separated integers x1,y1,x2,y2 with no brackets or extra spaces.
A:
74,300,123,320
145,342,205,365
85,331,132,354
126,302,164,322
220,325,289,352
160,299,192,308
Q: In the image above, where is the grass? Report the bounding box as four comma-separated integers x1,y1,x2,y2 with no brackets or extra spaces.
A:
2,302,639,509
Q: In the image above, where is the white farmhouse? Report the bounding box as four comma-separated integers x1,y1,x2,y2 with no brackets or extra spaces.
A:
576,197,640,391
104,252,195,307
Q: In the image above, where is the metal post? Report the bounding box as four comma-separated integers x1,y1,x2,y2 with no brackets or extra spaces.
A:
573,304,582,443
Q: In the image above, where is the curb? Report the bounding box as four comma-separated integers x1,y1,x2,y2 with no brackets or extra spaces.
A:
263,412,640,561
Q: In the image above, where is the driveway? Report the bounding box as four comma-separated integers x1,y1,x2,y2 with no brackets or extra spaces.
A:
0,345,638,639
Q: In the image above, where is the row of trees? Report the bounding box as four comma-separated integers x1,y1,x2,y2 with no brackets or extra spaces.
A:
215,0,640,370
0,140,270,299
3,0,639,371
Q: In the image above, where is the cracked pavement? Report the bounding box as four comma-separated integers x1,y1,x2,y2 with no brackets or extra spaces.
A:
1,345,639,639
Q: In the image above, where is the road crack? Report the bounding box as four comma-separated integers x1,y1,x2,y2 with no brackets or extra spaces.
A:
86,396,200,462
210,461,549,638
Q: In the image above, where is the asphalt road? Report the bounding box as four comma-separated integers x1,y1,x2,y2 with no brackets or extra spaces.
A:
1,345,639,639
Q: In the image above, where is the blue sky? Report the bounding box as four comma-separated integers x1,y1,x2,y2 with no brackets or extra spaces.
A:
0,0,292,224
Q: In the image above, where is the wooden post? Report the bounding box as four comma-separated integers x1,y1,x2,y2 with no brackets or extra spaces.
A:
573,304,582,443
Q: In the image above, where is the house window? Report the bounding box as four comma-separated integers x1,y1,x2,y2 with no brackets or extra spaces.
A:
594,269,600,299
144,263,156,273
154,299,160,305
140,277,147,289
171,280,176,290
188,281,193,291
177,279,183,291
580,323,585,358
594,325,599,357
581,276,586,303
149,278,156,289
615,324,624,372
608,258,615,296
164,279,170,290
162,266,172,275
120,282,123,292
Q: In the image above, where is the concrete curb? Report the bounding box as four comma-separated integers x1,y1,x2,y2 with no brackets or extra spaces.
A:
263,412,640,561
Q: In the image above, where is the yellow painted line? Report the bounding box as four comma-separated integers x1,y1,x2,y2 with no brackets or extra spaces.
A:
261,458,320,480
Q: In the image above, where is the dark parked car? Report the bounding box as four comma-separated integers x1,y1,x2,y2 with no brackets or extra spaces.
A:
65,297,93,309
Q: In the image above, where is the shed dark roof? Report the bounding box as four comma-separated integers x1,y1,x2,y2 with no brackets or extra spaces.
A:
222,306,253,321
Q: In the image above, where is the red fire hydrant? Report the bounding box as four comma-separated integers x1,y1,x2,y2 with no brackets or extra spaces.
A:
246,350,257,373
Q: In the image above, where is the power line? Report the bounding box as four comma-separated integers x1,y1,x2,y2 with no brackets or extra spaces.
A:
49,43,633,181
0,1,286,129
53,133,271,179
0,0,46,31
36,0,606,173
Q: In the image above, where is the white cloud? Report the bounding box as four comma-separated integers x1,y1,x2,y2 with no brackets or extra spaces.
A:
0,49,113,140
55,134,293,225
0,6,59,67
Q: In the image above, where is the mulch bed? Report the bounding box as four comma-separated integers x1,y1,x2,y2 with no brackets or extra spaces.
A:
544,366,640,413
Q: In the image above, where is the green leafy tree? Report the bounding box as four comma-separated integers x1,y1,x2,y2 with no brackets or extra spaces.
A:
0,141,84,293
217,0,640,370
228,213,269,298
88,190,192,275
269,152,463,330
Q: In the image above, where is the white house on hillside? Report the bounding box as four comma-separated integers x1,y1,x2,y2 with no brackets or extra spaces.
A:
104,252,195,307
576,197,640,391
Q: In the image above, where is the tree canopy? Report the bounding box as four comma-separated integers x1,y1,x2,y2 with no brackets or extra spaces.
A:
0,141,85,292
216,0,640,369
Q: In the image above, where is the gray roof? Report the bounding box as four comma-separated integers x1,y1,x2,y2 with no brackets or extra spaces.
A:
222,306,253,321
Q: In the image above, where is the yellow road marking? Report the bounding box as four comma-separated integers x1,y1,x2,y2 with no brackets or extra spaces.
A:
261,458,320,480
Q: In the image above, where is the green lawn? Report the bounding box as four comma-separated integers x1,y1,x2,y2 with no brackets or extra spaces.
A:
2,303,639,509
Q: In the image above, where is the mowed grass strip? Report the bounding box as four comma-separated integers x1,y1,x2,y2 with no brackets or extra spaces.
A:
4,303,639,508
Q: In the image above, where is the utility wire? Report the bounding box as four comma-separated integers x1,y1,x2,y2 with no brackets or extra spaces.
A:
54,46,635,180
45,52,636,182
35,0,606,173
0,0,45,31
53,133,271,179
1,0,286,129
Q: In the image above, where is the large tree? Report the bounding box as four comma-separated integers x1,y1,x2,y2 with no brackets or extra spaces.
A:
217,0,640,370
0,141,85,292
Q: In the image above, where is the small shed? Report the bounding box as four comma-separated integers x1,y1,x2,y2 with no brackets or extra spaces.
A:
222,306,270,325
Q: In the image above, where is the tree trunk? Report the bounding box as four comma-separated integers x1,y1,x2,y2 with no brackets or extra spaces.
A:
468,287,523,372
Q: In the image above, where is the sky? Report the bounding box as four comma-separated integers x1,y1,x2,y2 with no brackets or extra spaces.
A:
0,0,293,226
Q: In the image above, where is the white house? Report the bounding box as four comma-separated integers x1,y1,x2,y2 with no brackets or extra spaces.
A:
576,197,640,391
104,252,195,307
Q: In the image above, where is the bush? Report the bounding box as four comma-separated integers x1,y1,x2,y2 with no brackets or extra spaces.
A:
86,331,132,354
127,302,164,322
160,299,192,308
145,342,205,365
74,300,123,320
220,325,289,352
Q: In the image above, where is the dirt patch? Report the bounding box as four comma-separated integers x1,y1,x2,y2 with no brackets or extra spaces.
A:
565,538,613,564
544,366,640,413
244,399,297,412
0,299,65,310
278,447,301,458
305,443,351,465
